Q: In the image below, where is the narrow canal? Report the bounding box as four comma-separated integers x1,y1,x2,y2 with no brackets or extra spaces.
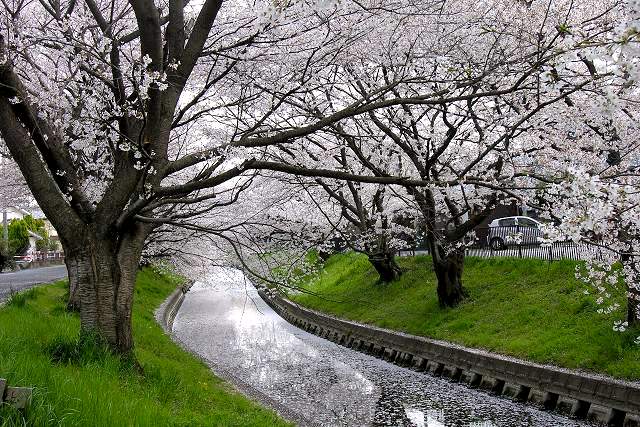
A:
173,268,594,427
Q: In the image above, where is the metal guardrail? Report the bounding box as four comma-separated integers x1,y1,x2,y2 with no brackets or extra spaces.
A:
13,251,65,263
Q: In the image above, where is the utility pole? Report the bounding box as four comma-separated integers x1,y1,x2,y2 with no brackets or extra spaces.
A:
2,208,7,254
1,208,7,272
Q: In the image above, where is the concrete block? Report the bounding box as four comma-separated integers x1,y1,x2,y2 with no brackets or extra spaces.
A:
366,342,375,354
611,386,629,404
492,379,505,395
608,408,627,427
414,357,428,372
371,345,381,357
586,403,610,424
554,396,576,415
515,385,531,402
624,413,640,427
526,388,545,408
469,373,482,388
383,348,394,361
579,378,598,395
441,365,456,379
459,370,475,385
479,376,498,392
403,354,414,367
433,363,445,376
597,382,614,399
569,399,590,418
4,386,32,409
542,391,559,411
450,367,463,382
627,389,640,411
386,349,397,362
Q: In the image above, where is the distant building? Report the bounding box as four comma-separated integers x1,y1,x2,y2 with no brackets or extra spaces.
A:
30,208,60,248
25,230,44,256
5,206,31,221
3,206,61,252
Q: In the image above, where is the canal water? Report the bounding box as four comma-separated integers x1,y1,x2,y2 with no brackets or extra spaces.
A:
173,267,594,427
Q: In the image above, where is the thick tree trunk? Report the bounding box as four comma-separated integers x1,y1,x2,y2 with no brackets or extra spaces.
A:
75,240,133,353
622,255,640,326
65,225,148,354
433,248,467,307
368,252,402,282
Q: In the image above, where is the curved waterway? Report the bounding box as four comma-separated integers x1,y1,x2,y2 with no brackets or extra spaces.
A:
173,268,595,427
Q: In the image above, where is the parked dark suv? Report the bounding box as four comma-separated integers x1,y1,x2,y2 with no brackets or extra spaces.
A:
487,216,544,250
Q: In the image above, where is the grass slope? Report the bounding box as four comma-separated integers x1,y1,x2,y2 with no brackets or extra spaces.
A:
0,269,289,427
291,253,640,380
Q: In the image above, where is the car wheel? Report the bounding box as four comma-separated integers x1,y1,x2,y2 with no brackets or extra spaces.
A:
490,237,505,250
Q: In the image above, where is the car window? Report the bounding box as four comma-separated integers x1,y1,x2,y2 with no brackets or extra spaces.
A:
498,218,516,227
518,218,538,227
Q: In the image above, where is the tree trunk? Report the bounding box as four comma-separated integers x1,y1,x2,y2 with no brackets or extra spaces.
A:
627,287,640,326
66,225,148,354
368,252,402,282
433,248,467,307
75,240,133,353
65,253,81,311
622,255,640,326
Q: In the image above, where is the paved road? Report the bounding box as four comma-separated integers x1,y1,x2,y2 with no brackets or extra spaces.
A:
0,265,67,302
173,268,594,427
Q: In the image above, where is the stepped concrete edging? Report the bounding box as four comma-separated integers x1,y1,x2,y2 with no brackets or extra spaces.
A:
258,289,640,427
155,280,194,332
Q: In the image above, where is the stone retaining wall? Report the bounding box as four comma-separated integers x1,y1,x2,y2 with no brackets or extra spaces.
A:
258,289,640,427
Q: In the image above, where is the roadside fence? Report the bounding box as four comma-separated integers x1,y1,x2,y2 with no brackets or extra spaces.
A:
399,226,609,262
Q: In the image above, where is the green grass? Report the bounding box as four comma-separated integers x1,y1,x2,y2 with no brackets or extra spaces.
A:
0,269,290,426
290,253,640,380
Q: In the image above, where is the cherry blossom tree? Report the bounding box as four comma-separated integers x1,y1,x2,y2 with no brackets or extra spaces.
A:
243,0,625,306
0,0,631,354
0,0,357,352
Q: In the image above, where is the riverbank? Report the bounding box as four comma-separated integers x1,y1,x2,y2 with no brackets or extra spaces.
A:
172,267,586,427
0,268,289,426
289,253,640,381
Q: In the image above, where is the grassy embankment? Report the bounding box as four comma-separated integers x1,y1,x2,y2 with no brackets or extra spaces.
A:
0,268,289,426
290,253,640,380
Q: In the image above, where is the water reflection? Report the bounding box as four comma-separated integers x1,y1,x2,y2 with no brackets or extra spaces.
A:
173,268,593,427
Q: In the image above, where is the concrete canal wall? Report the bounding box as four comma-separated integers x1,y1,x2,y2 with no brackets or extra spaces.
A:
258,289,640,427
156,280,194,332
